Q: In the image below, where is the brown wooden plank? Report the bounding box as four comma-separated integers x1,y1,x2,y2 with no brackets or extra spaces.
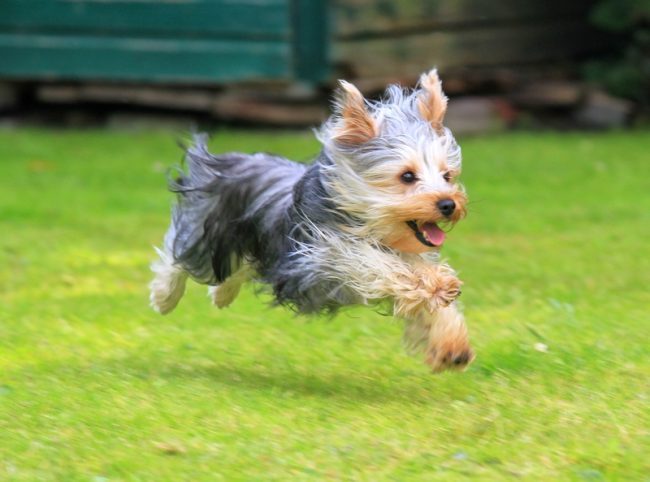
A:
37,84,218,112
212,93,327,125
334,0,596,38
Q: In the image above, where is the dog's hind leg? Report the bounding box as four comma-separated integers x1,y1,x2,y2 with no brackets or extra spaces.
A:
149,247,188,314
208,263,253,308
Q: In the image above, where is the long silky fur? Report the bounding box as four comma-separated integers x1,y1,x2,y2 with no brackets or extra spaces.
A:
156,79,463,315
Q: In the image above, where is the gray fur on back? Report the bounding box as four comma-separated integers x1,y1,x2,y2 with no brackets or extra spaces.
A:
166,134,351,313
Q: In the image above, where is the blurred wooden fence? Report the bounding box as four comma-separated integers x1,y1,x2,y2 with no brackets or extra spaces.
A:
0,0,608,126
0,0,603,86
334,0,601,91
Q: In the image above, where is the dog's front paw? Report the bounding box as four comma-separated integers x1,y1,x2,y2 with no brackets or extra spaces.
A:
430,274,462,310
426,339,474,373
394,269,462,317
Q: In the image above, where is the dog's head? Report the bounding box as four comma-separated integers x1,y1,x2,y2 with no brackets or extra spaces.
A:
320,69,467,253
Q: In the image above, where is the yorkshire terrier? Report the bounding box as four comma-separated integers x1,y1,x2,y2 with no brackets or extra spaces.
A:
150,69,474,372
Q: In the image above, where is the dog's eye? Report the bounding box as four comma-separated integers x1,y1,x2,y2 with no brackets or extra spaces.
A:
400,171,417,184
442,171,452,182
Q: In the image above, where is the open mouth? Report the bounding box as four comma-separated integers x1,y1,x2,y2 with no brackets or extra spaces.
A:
406,220,446,248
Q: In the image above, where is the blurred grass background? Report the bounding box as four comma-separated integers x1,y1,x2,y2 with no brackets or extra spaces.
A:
0,128,648,480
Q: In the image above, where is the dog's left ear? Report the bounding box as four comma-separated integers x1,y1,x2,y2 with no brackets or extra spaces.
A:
332,80,378,146
417,69,448,133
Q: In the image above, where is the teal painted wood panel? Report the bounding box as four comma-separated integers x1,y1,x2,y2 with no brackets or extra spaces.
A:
0,0,330,84
292,0,329,82
0,0,290,39
0,33,291,83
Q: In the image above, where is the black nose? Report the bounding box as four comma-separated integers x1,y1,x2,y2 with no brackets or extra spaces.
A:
437,199,456,217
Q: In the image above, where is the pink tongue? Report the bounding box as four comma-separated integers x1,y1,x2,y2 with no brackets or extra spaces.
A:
422,222,446,246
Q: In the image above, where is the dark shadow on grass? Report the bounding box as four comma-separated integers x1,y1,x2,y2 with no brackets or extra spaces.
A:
6,342,545,404
152,349,555,402
156,362,459,404
5,353,452,404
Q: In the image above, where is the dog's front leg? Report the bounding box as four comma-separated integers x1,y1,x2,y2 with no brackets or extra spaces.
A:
403,303,474,372
390,262,462,318
391,262,473,372
424,303,474,372
317,239,462,311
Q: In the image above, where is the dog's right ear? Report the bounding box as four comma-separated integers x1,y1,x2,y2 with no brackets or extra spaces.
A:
332,80,377,146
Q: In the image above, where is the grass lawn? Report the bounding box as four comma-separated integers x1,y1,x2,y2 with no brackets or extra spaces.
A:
0,128,648,481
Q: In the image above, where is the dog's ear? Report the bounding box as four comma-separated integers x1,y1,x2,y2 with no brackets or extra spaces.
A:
332,80,377,145
417,69,448,133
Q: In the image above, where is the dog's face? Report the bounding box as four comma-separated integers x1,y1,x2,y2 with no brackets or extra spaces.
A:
321,69,467,254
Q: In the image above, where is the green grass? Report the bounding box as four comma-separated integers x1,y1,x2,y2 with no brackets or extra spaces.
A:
0,128,648,481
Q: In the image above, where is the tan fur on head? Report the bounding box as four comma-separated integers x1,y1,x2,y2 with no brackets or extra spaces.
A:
381,189,467,253
332,80,378,145
417,69,448,133
385,189,468,224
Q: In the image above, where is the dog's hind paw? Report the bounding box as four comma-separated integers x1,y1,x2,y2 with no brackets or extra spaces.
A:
149,248,188,315
208,284,240,308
